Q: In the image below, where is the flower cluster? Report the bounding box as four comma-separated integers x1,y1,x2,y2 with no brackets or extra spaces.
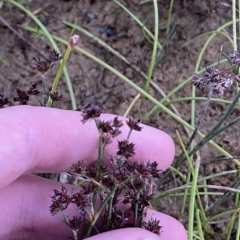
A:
29,49,63,75
229,51,240,65
50,102,162,239
50,186,90,234
0,49,64,107
50,91,63,102
192,67,235,95
13,83,41,105
50,186,71,215
143,218,162,235
192,51,240,95
0,94,9,108
29,57,50,74
79,100,103,123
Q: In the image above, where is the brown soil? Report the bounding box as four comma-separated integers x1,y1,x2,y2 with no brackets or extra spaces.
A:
0,0,239,239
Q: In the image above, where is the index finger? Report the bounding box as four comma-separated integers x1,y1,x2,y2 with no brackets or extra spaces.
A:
0,106,175,188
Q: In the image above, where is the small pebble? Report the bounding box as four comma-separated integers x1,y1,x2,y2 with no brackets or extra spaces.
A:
86,11,97,20
99,26,117,37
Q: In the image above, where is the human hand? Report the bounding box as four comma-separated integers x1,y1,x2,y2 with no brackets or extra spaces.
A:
0,106,187,240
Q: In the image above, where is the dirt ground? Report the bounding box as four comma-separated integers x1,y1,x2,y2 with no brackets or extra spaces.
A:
0,0,239,238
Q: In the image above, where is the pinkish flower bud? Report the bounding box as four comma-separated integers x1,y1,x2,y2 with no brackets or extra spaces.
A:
68,35,80,49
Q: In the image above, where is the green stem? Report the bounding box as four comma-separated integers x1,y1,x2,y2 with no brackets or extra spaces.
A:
94,119,104,181
166,0,174,37
167,192,222,197
106,194,113,231
140,0,159,114
85,186,117,237
47,44,72,107
163,97,232,106
41,74,47,105
196,209,205,240
203,209,237,224
134,192,140,227
144,0,159,93
151,185,240,205
177,131,209,235
169,166,186,182
232,0,237,51
236,211,240,240
127,129,133,140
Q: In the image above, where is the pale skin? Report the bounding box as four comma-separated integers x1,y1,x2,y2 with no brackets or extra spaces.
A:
0,106,187,240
